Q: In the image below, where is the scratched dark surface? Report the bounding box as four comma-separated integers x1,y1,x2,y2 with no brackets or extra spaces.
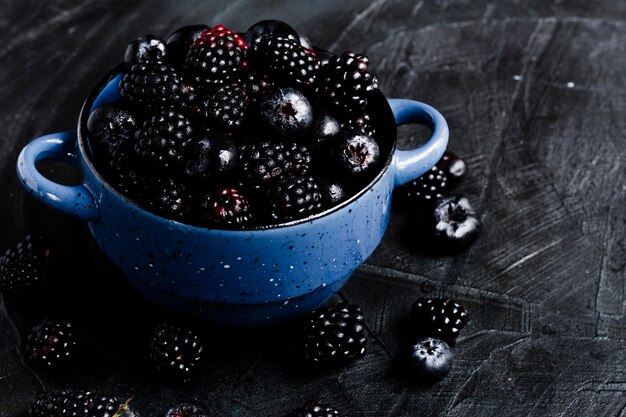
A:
1,0,626,415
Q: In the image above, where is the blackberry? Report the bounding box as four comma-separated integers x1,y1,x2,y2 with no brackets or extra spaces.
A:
201,83,249,130
134,109,193,170
119,59,182,112
399,166,448,204
25,319,76,366
185,25,248,86
30,389,129,417
268,176,328,222
317,52,379,117
199,187,254,227
303,302,367,366
124,34,167,67
285,401,340,417
241,141,311,187
137,177,191,220
259,36,320,87
165,403,208,417
184,137,239,182
406,337,453,380
0,235,50,292
430,195,481,251
149,322,203,381
411,297,470,345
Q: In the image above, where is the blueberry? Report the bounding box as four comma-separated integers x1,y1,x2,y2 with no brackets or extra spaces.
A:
431,195,481,251
309,112,340,147
407,337,453,380
243,20,298,53
184,137,239,182
166,24,210,67
257,87,313,137
87,103,136,152
124,34,167,67
331,129,380,175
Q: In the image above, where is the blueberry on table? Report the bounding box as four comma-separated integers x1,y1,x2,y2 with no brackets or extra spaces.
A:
406,337,454,380
430,195,481,251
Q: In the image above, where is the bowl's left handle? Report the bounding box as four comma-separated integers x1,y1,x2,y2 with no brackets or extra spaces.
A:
17,131,99,221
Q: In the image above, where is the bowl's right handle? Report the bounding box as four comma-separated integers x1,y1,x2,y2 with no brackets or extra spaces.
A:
388,99,449,187
16,131,99,221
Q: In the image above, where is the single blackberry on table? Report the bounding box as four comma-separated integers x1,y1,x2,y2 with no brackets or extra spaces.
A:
165,403,208,417
257,87,314,137
30,389,130,417
405,337,453,380
119,59,182,112
258,36,320,87
124,34,167,67
134,109,193,170
25,319,76,366
411,297,470,345
166,24,210,67
185,24,248,87
267,176,328,222
398,165,448,204
430,195,481,251
331,128,380,176
284,401,340,417
244,20,298,54
0,235,50,292
241,140,311,187
184,137,239,182
200,83,249,130
317,52,379,117
198,187,254,227
303,302,367,366
149,322,203,381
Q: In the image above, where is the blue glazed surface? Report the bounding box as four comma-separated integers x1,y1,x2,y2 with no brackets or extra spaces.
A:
16,67,448,326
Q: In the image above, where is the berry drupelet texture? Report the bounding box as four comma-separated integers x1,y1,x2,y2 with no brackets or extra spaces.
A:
303,302,367,366
30,389,129,417
398,165,448,204
259,36,320,87
202,83,249,130
267,176,328,222
411,297,470,345
241,140,311,187
149,322,203,381
25,319,76,366
0,235,50,292
119,59,182,112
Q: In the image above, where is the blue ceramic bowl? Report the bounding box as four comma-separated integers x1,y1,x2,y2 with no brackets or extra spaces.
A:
17,65,448,326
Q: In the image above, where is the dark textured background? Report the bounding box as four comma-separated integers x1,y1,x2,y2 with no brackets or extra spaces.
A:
1,0,625,415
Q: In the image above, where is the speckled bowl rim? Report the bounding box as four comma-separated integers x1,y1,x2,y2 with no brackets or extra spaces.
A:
76,63,397,231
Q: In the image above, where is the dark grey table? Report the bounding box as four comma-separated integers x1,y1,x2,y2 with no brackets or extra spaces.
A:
2,1,625,415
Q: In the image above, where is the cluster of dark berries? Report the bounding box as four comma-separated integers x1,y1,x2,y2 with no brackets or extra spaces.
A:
0,235,50,292
88,20,383,228
400,297,470,381
396,152,482,252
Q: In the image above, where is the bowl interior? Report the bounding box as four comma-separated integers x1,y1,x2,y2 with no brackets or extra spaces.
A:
77,64,398,230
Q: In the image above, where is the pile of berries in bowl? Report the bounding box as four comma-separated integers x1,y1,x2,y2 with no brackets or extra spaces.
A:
87,20,386,228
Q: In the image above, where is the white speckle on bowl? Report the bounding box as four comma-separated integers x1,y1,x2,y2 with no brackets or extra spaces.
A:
133,266,139,271
148,263,154,268
269,278,274,282
236,256,242,260
200,267,205,271
284,300,289,305
356,239,360,244
289,265,294,269
223,264,230,269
